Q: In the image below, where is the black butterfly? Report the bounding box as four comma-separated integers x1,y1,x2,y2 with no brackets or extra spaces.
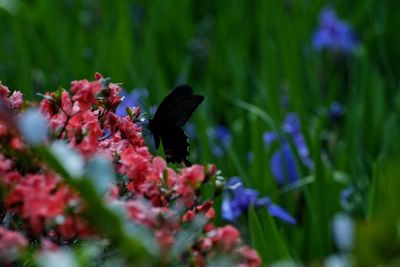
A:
148,85,204,166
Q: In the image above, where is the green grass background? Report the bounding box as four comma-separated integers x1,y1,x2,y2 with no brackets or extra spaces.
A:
1,0,400,265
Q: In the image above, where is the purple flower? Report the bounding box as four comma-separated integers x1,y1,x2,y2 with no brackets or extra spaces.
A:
263,132,277,145
222,177,297,224
283,114,313,169
247,151,254,163
329,101,345,121
270,142,300,185
313,7,358,53
116,88,148,117
265,113,313,186
208,125,232,157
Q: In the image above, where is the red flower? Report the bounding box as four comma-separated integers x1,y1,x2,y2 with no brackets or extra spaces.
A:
0,77,261,266
116,116,144,147
179,165,205,187
119,145,152,190
2,171,23,186
61,90,74,116
155,228,174,251
198,237,212,251
66,110,102,156
124,200,157,228
145,156,167,183
182,210,196,222
176,165,205,208
70,79,102,112
196,201,215,220
10,137,24,150
236,246,262,267
210,225,240,251
39,92,57,119
5,173,75,234
104,83,122,110
182,201,215,223
0,82,10,97
57,215,95,239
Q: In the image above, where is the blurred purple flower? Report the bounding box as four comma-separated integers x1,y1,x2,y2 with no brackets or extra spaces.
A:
222,177,297,224
283,114,313,169
208,125,232,157
329,101,345,121
313,7,358,53
264,113,313,186
263,132,277,145
116,88,148,117
270,142,300,185
247,151,254,163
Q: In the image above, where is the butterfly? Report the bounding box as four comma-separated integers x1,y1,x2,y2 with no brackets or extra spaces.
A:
148,85,204,166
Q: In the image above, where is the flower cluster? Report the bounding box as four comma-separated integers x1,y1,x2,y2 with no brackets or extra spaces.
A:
312,7,358,53
0,74,260,266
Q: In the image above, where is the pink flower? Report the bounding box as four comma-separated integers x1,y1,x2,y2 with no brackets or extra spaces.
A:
8,91,23,109
70,79,102,112
210,225,240,251
0,82,23,110
5,173,75,234
66,111,102,156
180,165,205,187
39,92,57,119
0,77,261,266
155,228,174,251
117,116,144,147
2,171,23,186
57,215,95,239
0,227,27,262
61,90,73,116
236,246,262,267
104,83,122,110
124,200,157,228
0,154,13,173
119,145,152,190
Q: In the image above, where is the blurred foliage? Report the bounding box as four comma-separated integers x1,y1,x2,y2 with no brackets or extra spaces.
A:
1,0,400,265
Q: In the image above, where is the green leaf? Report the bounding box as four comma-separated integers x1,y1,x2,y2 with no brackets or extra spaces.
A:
249,206,292,264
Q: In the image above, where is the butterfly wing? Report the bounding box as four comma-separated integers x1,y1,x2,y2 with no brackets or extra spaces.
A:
159,125,191,166
152,85,204,127
149,85,204,165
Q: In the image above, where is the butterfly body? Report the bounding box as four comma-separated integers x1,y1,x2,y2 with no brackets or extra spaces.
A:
148,85,204,166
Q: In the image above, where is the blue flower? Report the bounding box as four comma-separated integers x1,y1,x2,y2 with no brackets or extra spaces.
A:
222,177,297,224
263,132,277,145
329,101,345,121
283,114,313,169
265,113,313,186
116,88,148,117
208,125,232,157
312,7,358,53
270,142,300,185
